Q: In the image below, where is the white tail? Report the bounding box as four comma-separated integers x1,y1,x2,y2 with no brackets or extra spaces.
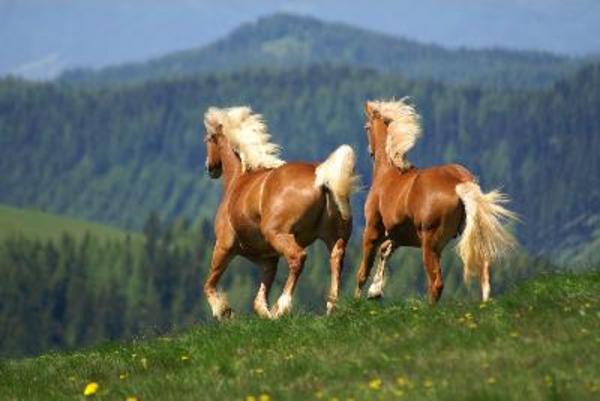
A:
455,182,519,283
315,145,359,220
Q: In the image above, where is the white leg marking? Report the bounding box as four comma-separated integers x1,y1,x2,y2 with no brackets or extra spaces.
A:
209,292,232,320
253,283,272,319
272,293,292,318
326,301,335,315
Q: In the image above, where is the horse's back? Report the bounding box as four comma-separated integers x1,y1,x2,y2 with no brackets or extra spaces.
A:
261,163,326,236
408,164,472,232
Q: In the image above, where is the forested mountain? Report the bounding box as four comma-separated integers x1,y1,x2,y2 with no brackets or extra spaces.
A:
59,13,582,89
1,63,599,252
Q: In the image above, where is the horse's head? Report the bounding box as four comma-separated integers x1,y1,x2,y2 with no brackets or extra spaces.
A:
364,101,390,160
203,130,223,178
203,109,226,178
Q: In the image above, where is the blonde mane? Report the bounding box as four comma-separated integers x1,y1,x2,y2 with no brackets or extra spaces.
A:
368,98,422,171
204,106,285,172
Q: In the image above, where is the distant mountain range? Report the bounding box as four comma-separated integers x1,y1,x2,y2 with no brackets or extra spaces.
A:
59,14,584,89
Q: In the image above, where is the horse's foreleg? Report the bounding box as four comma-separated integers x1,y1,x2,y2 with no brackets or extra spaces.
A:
203,243,234,320
253,257,278,319
326,238,346,315
367,239,395,300
266,232,306,318
421,236,444,304
354,224,384,299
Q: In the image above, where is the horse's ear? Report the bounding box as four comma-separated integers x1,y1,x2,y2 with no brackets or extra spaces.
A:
216,123,223,134
364,102,373,116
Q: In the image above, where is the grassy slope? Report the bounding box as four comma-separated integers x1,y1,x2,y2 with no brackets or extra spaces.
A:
1,273,598,401
0,204,138,242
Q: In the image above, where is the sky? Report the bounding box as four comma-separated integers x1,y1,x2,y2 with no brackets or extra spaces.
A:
1,0,599,79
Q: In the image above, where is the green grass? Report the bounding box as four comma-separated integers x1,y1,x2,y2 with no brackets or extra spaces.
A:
1,273,598,401
0,204,139,242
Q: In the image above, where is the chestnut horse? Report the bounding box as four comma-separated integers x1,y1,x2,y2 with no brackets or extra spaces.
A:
355,99,518,303
203,106,358,320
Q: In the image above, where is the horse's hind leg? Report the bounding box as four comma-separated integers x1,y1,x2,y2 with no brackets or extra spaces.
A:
265,232,307,318
480,260,491,302
421,233,444,304
204,243,234,320
326,238,346,315
253,257,278,319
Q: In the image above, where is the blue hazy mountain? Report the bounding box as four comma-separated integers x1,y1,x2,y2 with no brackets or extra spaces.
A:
1,0,599,79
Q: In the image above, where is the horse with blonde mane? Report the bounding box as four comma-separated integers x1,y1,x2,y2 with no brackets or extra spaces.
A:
355,99,518,303
203,106,358,320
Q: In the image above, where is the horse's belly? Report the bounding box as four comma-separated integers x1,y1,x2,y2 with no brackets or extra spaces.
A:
234,219,275,257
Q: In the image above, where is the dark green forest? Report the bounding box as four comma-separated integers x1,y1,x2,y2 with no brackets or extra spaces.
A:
2,64,599,251
60,14,583,89
1,14,598,359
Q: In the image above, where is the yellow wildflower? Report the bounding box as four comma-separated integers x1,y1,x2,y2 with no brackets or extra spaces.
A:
119,373,127,380
369,310,377,315
83,382,99,396
467,322,478,329
259,394,271,401
126,397,138,401
181,355,190,361
246,396,257,401
141,357,148,369
423,379,434,388
510,331,519,338
396,376,409,387
314,390,324,399
464,313,473,319
368,378,382,390
486,377,496,384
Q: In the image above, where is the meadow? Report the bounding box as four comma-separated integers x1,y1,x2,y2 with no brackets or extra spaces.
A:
0,204,139,242
1,273,597,401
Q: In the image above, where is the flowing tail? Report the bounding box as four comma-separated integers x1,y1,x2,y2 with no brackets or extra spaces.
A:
315,145,359,220
455,181,519,281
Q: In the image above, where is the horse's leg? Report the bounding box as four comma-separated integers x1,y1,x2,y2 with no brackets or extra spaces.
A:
421,232,444,304
265,232,306,318
325,238,346,315
354,223,384,298
480,260,491,301
253,257,278,318
367,239,395,300
203,243,235,320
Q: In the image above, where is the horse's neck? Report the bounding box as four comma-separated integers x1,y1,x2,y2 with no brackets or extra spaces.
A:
220,145,242,192
372,153,394,178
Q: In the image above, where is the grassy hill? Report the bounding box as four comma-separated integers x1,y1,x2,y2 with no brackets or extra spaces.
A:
1,273,598,401
59,13,581,89
0,203,138,242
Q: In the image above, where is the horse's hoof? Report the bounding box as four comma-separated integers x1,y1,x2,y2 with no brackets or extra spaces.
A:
367,287,384,300
216,307,234,321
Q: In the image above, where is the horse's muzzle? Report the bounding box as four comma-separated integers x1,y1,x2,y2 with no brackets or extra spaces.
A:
206,164,222,179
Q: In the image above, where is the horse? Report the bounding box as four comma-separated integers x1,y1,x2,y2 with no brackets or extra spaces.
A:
203,106,358,320
354,99,518,303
